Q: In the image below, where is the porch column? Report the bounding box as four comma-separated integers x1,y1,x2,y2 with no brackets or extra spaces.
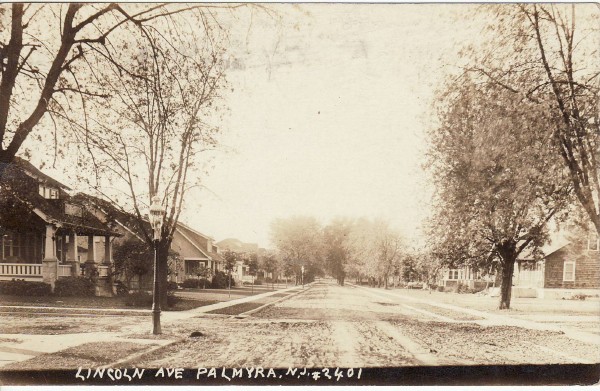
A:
103,236,112,265
42,224,58,289
84,235,97,278
67,232,79,277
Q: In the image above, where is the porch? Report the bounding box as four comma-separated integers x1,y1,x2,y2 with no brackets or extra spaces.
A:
0,224,117,291
438,266,492,290
177,258,219,283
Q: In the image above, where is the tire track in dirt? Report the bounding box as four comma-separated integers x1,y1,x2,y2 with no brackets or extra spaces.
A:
329,321,364,367
373,321,472,365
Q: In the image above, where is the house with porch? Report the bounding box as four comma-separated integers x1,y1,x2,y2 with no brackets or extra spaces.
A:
437,266,493,291
72,193,224,287
216,238,270,283
173,222,224,283
0,158,120,293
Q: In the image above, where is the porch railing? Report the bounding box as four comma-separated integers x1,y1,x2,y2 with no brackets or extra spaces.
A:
58,264,73,278
98,265,110,278
0,263,43,279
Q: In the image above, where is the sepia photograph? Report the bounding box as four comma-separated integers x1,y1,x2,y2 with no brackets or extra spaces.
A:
0,2,598,386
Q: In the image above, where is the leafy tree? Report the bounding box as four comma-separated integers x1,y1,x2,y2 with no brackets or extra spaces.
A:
189,264,211,289
112,238,152,290
427,77,571,309
464,4,599,234
247,253,259,277
222,249,237,290
347,218,404,289
261,251,279,289
323,217,355,286
223,250,238,274
270,216,323,285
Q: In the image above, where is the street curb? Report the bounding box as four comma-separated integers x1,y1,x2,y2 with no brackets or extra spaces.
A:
102,337,185,369
238,283,314,317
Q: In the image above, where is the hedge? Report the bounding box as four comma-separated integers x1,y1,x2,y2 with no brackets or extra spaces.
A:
54,276,96,297
0,279,52,296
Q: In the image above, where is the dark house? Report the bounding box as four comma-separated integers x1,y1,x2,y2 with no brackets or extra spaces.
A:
0,158,120,292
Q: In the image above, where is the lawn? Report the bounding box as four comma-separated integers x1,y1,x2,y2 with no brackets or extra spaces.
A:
0,294,218,312
0,313,145,334
386,287,600,315
205,302,265,316
2,342,156,370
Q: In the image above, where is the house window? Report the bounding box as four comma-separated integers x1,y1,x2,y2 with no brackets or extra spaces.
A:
1,231,40,263
563,261,576,282
447,269,459,280
588,233,599,251
39,185,59,199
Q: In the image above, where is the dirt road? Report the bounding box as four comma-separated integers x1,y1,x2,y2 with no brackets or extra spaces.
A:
133,280,600,367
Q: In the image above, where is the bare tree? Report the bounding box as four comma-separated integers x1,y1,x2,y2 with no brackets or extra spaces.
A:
71,18,227,307
0,3,250,165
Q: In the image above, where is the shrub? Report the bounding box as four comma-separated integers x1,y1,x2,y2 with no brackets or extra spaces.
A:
54,276,96,297
571,294,588,301
0,279,52,296
181,279,200,289
166,292,179,308
452,283,479,294
437,285,445,292
197,278,211,289
166,281,180,308
124,291,153,307
212,271,234,289
113,280,129,296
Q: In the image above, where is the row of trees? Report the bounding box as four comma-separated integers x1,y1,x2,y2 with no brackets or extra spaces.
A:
427,4,599,309
269,216,428,289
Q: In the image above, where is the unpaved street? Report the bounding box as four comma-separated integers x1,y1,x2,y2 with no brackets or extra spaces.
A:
133,280,600,367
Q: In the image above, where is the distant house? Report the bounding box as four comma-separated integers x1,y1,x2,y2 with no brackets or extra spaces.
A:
437,266,493,291
217,238,266,283
0,158,120,293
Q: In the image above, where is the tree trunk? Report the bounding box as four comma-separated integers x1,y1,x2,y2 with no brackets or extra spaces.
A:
157,239,171,309
498,256,516,310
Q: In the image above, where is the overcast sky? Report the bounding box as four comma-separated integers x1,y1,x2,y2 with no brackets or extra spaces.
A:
178,4,481,247
34,4,481,248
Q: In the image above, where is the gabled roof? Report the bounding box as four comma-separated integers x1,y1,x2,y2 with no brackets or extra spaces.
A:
1,160,119,236
217,238,259,253
11,157,71,190
175,226,211,260
71,193,150,240
177,221,214,241
74,193,221,262
518,233,571,261
176,223,223,263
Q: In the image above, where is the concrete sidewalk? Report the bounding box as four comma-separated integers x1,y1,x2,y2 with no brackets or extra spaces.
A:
0,284,308,368
350,283,600,346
